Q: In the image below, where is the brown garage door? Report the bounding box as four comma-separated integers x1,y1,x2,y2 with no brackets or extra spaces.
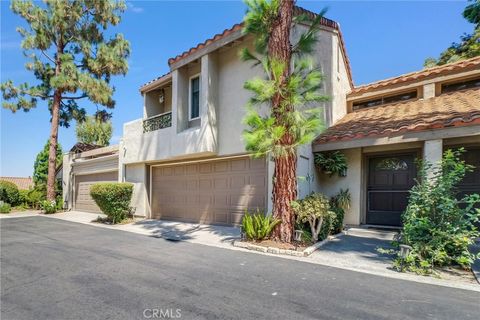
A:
75,171,118,213
151,157,267,225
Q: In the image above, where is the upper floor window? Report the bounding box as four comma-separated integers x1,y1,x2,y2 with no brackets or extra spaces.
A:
352,90,417,111
441,77,480,94
189,75,200,120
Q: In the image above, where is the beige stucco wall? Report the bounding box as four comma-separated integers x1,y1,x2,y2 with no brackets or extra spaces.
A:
216,39,262,156
62,153,73,210
317,148,362,225
124,163,148,217
329,32,351,125
144,86,172,118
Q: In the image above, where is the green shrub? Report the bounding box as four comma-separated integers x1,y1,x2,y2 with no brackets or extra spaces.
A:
291,193,335,242
314,151,348,177
396,149,480,274
90,182,133,224
0,180,21,206
55,196,64,210
40,200,57,214
329,189,351,234
329,206,345,235
18,189,29,205
26,188,45,209
0,203,12,214
241,210,280,241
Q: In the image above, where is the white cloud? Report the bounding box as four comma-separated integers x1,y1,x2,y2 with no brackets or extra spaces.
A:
127,2,144,13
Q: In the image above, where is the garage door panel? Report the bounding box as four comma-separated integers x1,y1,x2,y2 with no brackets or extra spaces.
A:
151,157,266,225
74,171,118,213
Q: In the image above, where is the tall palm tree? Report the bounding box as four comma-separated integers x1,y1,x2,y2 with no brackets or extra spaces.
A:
242,0,328,242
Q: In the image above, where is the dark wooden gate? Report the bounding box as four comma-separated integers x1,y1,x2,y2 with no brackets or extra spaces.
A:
367,153,417,226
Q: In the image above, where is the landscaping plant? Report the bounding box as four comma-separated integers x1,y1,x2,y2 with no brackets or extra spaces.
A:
0,180,21,206
0,203,12,214
241,0,328,242
242,210,281,241
329,189,351,234
314,151,348,177
76,115,113,146
40,200,57,214
90,183,133,224
396,149,480,274
291,193,335,242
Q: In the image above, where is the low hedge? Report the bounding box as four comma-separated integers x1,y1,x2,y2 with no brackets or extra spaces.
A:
90,182,133,223
0,203,11,214
0,180,20,206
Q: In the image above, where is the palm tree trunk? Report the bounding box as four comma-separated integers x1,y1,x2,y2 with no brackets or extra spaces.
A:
269,0,296,242
46,90,61,201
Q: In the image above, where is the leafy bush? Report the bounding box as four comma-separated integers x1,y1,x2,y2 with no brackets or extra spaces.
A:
90,182,133,224
329,189,351,234
18,189,29,204
0,203,12,214
241,210,280,241
26,188,45,209
55,196,64,210
396,149,480,274
291,193,335,242
40,200,57,214
314,151,348,177
0,180,21,206
329,206,345,235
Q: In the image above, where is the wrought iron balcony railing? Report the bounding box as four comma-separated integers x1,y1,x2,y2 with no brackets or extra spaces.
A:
143,111,172,133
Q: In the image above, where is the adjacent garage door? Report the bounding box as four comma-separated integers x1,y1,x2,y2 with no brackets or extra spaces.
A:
74,171,118,213
151,157,267,226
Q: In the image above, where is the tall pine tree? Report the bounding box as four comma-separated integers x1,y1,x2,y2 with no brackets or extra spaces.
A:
1,1,130,200
242,0,327,242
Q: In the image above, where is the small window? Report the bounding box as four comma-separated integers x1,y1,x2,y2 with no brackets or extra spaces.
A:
352,90,417,111
189,76,200,120
441,77,480,94
375,158,409,171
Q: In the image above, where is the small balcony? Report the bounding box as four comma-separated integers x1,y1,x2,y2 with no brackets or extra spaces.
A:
143,112,172,133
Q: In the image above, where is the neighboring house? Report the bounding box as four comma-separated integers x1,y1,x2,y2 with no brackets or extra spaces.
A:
62,145,119,213
0,177,34,190
62,6,480,227
314,58,480,227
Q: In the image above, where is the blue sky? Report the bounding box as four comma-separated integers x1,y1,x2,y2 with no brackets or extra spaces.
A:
0,0,473,177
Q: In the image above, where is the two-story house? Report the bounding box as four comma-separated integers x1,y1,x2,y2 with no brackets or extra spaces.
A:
62,7,479,228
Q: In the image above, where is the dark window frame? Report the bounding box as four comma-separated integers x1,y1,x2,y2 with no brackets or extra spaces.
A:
189,75,200,120
352,90,418,111
441,77,480,94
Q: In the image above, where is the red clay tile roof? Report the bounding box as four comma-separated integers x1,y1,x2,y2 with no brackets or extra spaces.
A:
140,72,172,93
165,6,354,88
314,88,480,144
0,177,34,190
350,57,480,96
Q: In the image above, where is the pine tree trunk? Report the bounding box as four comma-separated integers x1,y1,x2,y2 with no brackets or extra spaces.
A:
46,40,64,202
46,90,61,201
268,0,296,243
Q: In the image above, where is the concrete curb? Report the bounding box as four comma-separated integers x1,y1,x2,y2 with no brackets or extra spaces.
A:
233,231,346,257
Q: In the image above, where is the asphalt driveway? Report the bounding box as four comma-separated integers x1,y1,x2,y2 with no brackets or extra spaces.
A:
1,217,479,320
